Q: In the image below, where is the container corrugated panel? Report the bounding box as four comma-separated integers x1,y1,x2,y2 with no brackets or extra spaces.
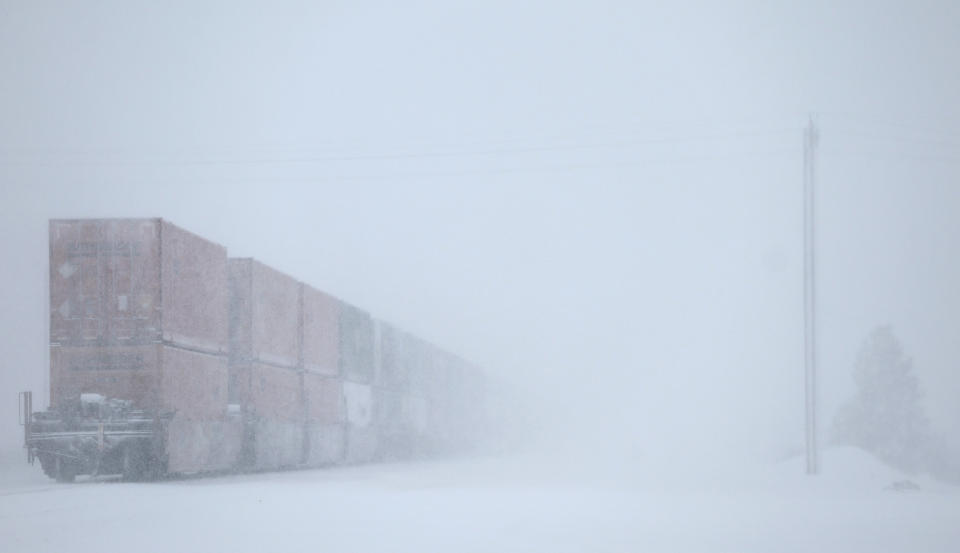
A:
239,362,304,422
49,344,162,410
303,372,344,465
166,416,243,474
50,219,162,346
303,372,342,423
376,321,408,389
342,381,372,427
227,259,253,366
339,302,375,383
49,219,228,353
50,343,235,474
236,363,305,470
159,346,229,419
302,284,339,375
159,221,228,354
228,258,301,369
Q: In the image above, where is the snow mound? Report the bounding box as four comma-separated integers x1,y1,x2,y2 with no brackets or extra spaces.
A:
771,446,941,492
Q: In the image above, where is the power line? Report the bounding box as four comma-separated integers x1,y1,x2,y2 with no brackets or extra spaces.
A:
0,128,798,167
1,149,796,185
817,111,960,142
821,149,960,165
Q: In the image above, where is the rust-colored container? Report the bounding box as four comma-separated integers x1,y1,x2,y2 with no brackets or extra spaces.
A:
40,218,483,476
302,284,339,375
48,218,230,413
227,258,301,370
52,343,226,417
50,344,162,410
49,343,236,473
48,219,234,475
159,346,229,419
49,218,228,353
160,347,238,473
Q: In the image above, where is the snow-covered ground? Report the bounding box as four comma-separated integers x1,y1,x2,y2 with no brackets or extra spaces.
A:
0,447,957,553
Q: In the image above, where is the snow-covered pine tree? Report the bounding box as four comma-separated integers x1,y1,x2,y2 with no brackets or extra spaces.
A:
833,326,930,473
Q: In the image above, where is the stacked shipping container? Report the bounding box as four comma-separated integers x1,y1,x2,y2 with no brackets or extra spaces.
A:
45,218,483,478
339,302,377,463
301,284,344,465
49,219,239,474
228,259,304,469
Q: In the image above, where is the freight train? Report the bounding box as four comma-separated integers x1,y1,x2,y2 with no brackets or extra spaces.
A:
18,218,485,482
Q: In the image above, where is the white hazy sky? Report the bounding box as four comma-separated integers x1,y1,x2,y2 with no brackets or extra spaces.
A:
1,1,959,463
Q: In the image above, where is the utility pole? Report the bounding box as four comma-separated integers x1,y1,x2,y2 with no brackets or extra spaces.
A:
803,115,819,475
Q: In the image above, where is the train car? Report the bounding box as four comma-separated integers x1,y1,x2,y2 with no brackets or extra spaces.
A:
21,218,484,481
31,218,238,481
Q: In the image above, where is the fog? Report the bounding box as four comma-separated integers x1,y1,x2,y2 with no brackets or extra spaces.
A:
2,2,960,551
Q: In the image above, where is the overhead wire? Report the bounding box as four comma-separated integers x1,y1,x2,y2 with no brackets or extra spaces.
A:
0,127,799,168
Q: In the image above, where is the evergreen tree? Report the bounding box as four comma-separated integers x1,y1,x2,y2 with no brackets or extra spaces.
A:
833,326,930,472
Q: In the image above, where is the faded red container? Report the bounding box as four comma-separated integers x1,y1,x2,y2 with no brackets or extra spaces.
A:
49,218,228,353
227,258,307,469
49,218,230,412
228,258,301,370
50,344,161,409
48,219,234,473
50,344,226,416
302,284,340,375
